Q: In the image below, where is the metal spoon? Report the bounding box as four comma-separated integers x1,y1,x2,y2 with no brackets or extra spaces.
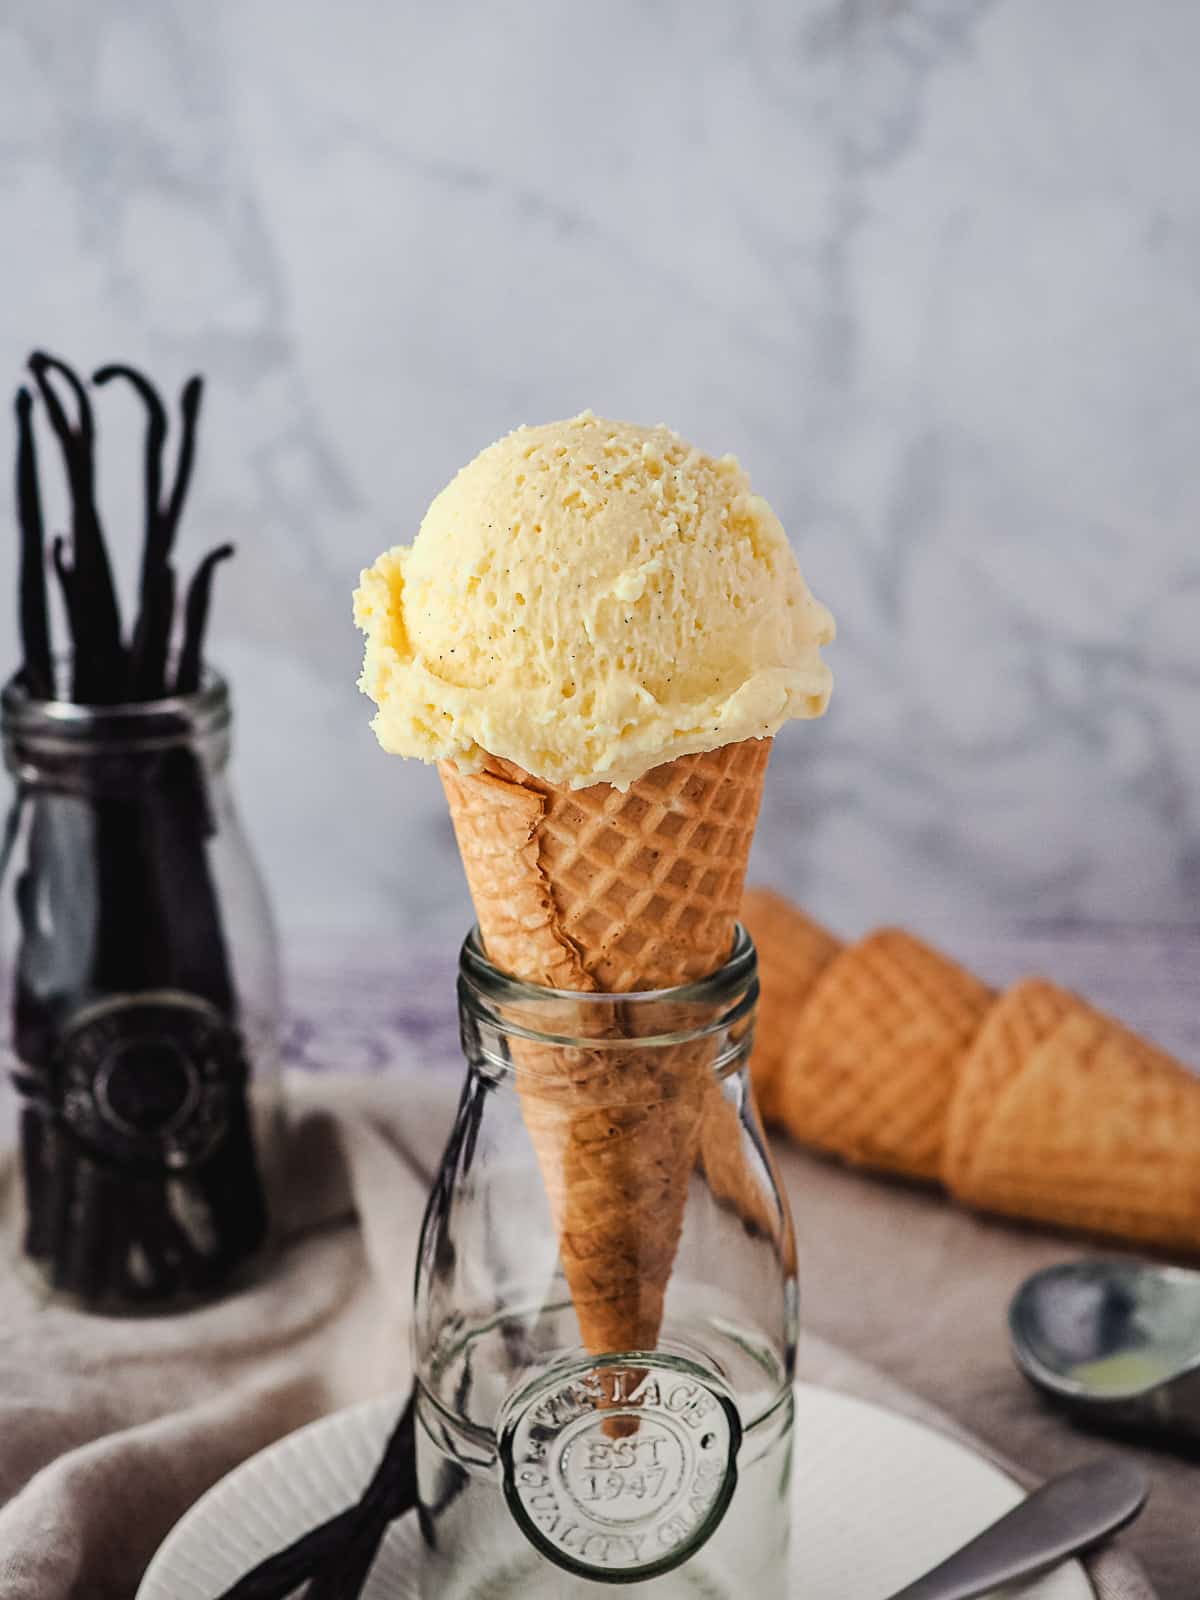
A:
1010,1259,1200,1441
884,1458,1147,1600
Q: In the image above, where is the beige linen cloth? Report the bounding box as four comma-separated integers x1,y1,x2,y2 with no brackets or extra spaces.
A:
0,1070,1169,1599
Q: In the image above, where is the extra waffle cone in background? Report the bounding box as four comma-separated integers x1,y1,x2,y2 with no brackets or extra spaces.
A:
440,736,772,1356
740,888,843,1120
771,929,993,1181
948,1000,1200,1249
941,978,1076,1194
739,888,1200,1251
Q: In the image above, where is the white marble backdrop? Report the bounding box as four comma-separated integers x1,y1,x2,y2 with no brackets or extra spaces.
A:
1,0,1198,958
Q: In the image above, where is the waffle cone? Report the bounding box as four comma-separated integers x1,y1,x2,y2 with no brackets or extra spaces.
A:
740,888,842,1121
727,888,1200,1253
440,738,771,1355
949,1005,1200,1250
941,978,1075,1194
772,929,992,1180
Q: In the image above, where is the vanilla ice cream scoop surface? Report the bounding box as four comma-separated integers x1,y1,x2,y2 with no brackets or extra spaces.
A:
354,412,833,790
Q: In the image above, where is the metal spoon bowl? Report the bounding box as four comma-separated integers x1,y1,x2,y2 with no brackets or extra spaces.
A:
1010,1259,1200,1440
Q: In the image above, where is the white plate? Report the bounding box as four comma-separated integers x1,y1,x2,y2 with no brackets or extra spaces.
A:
139,1383,1093,1599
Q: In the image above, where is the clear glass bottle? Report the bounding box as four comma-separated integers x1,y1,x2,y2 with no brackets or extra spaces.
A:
415,926,796,1597
0,668,283,1312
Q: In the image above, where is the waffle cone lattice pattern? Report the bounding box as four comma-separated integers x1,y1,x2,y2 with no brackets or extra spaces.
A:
744,889,1200,1253
441,740,775,1357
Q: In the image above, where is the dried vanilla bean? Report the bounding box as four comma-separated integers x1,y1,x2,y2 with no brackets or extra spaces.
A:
15,389,52,699
93,364,170,699
27,353,125,702
215,1399,417,1600
176,544,234,696
161,376,204,552
49,535,85,660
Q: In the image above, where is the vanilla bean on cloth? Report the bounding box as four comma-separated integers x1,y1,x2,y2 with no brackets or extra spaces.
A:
215,1398,416,1600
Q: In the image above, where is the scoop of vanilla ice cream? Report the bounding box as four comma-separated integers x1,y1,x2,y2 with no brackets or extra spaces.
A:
354,411,833,790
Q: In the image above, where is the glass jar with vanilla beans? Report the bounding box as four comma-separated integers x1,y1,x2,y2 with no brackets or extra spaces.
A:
0,351,283,1311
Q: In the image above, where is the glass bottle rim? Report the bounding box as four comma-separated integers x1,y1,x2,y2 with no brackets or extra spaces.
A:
1,664,230,756
459,923,758,1052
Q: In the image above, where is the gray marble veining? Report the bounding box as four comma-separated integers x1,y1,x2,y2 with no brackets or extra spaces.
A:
2,0,1198,959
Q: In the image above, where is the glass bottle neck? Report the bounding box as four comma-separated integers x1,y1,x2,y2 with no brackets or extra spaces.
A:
1,668,232,785
457,924,759,1086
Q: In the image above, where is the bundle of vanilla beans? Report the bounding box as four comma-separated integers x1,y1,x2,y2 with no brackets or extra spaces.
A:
9,352,267,1308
